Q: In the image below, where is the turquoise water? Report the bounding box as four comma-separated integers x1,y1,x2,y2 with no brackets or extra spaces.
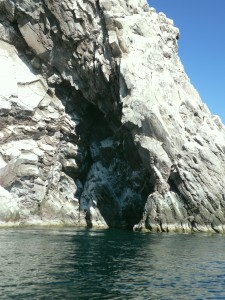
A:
0,228,225,299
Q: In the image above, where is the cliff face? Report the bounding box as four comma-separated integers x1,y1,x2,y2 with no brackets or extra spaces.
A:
0,0,225,232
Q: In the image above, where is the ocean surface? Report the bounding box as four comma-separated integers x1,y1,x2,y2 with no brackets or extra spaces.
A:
0,227,225,299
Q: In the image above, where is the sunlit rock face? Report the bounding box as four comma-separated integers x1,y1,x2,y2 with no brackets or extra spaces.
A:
0,0,225,232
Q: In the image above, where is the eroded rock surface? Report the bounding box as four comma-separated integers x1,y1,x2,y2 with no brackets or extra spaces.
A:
0,0,225,232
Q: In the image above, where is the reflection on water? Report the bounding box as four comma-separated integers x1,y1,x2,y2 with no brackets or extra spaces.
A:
0,227,225,299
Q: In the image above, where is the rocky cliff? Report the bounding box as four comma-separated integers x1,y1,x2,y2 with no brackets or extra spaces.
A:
0,0,225,232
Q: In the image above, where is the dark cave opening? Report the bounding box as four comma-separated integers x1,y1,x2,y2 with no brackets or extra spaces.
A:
168,174,180,194
55,80,152,229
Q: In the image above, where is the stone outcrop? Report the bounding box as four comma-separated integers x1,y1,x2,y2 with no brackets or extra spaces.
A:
0,0,225,232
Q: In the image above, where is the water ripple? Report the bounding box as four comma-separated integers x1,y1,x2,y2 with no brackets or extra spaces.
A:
0,228,225,299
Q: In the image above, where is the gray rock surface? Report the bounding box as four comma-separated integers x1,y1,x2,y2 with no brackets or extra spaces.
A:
0,0,225,232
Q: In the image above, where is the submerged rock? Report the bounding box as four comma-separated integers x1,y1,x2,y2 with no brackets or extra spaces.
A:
0,0,224,232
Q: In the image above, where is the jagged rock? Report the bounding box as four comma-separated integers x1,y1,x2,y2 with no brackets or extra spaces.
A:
0,0,224,232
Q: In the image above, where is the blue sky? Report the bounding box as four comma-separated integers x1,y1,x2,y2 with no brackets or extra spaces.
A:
148,0,225,123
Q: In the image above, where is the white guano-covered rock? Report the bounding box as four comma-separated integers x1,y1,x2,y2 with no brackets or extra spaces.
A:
0,0,224,232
